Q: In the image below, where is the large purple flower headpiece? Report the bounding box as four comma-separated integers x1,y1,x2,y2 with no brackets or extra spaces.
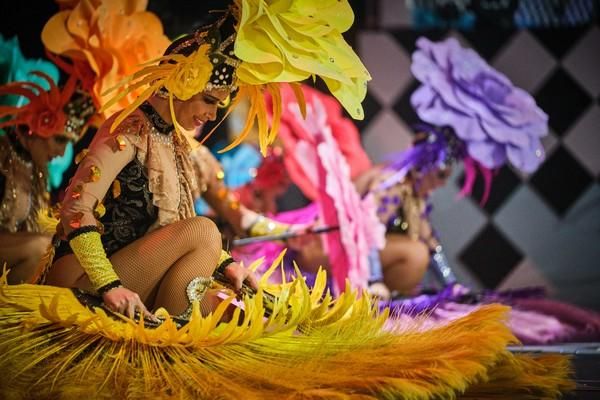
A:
410,37,548,174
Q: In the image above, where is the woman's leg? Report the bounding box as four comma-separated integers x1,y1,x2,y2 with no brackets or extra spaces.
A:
292,236,330,275
0,232,51,284
380,233,430,295
48,216,222,315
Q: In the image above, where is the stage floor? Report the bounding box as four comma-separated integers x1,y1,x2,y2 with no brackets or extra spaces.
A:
509,343,600,399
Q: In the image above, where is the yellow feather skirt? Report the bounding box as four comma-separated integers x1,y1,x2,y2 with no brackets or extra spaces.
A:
0,265,572,399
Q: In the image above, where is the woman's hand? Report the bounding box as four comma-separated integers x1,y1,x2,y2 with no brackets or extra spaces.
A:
102,286,155,320
223,262,259,292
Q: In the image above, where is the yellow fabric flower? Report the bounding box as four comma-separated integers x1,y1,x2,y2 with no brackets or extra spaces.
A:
164,45,213,101
234,0,370,120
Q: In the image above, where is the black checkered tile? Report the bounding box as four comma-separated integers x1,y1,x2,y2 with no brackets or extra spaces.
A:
535,68,593,136
459,224,524,288
530,146,593,216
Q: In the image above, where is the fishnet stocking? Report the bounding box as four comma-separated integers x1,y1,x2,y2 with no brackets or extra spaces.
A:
110,216,222,315
51,216,222,315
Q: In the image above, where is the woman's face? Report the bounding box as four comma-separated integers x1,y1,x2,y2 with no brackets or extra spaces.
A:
24,134,69,168
174,88,230,131
414,166,452,197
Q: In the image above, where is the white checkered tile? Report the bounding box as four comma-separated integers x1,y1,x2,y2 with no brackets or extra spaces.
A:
563,26,600,97
362,109,414,163
564,105,600,176
492,30,557,93
497,258,557,294
379,0,412,28
358,32,412,106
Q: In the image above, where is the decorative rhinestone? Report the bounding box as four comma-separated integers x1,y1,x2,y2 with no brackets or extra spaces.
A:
69,212,84,229
89,165,101,182
217,187,228,199
94,202,106,218
115,135,127,151
535,149,542,157
112,180,121,198
71,184,83,200
229,198,240,210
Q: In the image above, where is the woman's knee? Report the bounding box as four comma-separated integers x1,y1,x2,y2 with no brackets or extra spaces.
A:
406,241,430,273
182,217,222,252
381,239,430,293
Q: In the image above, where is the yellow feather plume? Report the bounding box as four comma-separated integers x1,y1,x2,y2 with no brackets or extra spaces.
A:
0,253,573,399
36,208,59,235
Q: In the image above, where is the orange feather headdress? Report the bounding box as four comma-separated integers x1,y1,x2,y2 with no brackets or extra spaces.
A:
0,72,88,140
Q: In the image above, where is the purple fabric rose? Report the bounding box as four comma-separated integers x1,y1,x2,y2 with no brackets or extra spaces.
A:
410,37,548,173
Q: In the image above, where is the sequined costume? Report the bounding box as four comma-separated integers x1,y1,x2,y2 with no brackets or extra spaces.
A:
53,103,171,260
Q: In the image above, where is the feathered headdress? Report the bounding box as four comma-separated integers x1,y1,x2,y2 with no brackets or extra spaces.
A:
101,0,371,155
0,72,92,140
0,34,60,125
42,0,171,115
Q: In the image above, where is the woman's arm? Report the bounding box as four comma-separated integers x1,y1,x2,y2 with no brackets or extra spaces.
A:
60,114,140,293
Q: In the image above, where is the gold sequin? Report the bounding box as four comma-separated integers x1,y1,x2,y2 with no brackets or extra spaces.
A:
94,202,106,218
71,184,83,199
75,149,89,164
69,212,84,229
115,135,127,151
216,187,228,200
228,193,240,210
249,215,289,237
216,170,225,180
112,180,121,198
89,165,101,182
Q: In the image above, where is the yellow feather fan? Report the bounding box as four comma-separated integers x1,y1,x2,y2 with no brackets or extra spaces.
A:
0,255,572,399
